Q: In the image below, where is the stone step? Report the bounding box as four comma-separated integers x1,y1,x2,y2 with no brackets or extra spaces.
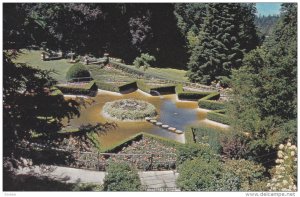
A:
145,117,152,121
175,130,183,134
150,119,157,124
161,125,169,129
168,127,176,132
156,122,163,126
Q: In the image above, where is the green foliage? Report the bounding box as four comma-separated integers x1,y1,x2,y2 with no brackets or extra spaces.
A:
227,3,297,167
95,81,119,92
207,111,230,125
184,127,195,143
72,183,102,191
66,63,91,81
177,157,222,191
176,143,216,165
118,81,138,93
56,81,97,96
133,53,156,71
187,3,259,84
191,126,223,154
100,133,143,153
103,162,142,191
200,92,220,100
198,100,225,110
177,91,211,101
150,85,176,95
218,159,266,191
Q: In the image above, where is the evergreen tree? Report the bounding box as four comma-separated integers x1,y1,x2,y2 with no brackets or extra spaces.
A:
227,3,297,165
187,3,259,84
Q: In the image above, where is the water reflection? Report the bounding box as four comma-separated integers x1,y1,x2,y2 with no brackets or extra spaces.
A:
68,90,207,148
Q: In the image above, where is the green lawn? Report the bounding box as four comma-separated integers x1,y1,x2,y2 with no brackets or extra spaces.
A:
145,67,188,82
15,50,189,85
15,49,73,83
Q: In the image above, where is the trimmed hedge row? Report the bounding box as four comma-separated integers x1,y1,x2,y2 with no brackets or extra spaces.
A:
177,92,212,101
100,133,144,153
184,127,195,144
207,111,230,125
56,81,98,96
118,81,138,93
136,80,151,93
100,132,183,153
95,81,119,93
198,100,226,110
200,92,220,101
150,85,176,95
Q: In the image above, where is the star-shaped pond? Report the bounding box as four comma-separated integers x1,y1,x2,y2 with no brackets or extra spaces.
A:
67,90,211,148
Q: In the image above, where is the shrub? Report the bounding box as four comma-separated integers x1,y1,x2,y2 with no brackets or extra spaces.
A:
184,127,195,144
198,100,225,110
103,162,142,191
177,157,222,191
176,143,216,165
66,63,91,81
192,126,223,154
177,92,211,101
219,159,266,191
207,111,230,125
133,53,156,71
220,133,249,159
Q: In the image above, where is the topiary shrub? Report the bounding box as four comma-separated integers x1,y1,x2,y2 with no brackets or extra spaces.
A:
103,162,142,191
66,63,91,81
133,53,156,71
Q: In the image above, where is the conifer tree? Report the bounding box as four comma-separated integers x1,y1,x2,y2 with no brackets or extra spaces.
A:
187,3,259,84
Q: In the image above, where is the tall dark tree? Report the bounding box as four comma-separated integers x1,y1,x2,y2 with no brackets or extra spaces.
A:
227,3,297,165
187,3,259,84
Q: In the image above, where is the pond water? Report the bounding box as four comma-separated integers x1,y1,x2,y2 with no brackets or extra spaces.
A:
67,90,222,148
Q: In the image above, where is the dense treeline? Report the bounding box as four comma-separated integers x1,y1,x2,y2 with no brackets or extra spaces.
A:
228,3,297,165
175,3,259,84
255,15,280,38
4,3,188,68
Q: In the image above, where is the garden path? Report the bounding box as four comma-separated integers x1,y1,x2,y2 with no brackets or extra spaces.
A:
16,165,180,191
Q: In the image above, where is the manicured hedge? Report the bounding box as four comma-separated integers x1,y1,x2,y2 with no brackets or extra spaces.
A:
101,133,143,153
136,80,151,93
177,91,211,101
56,81,98,96
198,100,226,110
150,85,176,95
118,81,138,93
184,127,195,144
207,111,230,125
200,92,220,101
95,81,119,92
66,63,91,81
100,132,183,153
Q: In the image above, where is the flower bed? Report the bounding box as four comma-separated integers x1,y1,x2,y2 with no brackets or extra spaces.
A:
102,99,157,121
106,136,177,170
